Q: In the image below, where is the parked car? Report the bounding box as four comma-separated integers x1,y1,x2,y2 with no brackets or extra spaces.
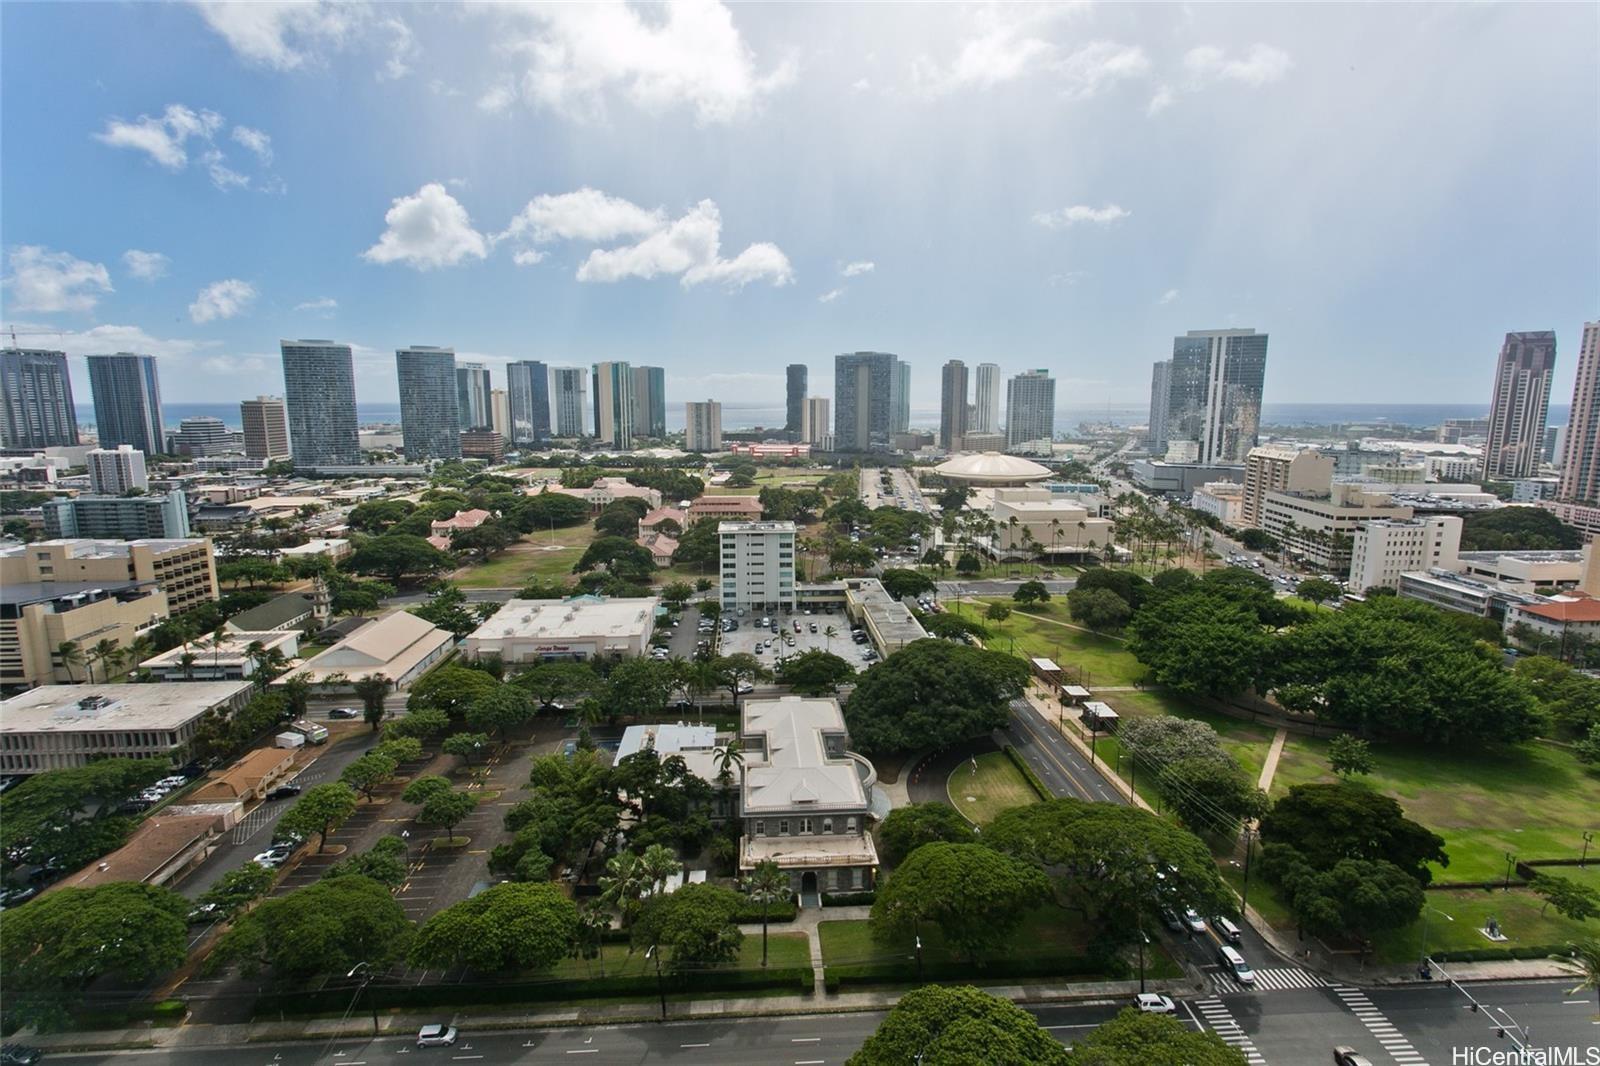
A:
0,1044,43,1065
187,902,221,925
328,707,360,719
252,850,287,868
1134,993,1176,1014
265,784,302,801
1160,908,1185,933
808,622,818,633
416,1025,458,1048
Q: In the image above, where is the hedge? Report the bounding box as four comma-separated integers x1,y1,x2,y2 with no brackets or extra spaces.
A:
256,966,813,1016
732,899,798,924
822,891,877,907
823,954,1116,994
1430,944,1573,964
1002,744,1051,801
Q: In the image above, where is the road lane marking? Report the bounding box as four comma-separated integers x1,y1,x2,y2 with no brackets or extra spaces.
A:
792,1037,821,1042
681,1042,711,1048
566,1050,599,1055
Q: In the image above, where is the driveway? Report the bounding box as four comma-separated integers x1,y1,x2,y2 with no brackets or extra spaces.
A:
719,608,860,670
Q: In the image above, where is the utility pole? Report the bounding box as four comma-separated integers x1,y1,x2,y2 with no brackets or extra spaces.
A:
1239,828,1255,932
645,944,667,1020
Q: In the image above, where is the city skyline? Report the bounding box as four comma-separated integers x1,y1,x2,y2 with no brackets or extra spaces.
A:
1,4,1593,411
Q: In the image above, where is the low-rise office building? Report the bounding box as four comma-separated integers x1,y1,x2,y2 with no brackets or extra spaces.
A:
1397,568,1542,622
0,681,252,773
0,537,218,615
225,591,319,634
1,580,170,689
189,746,298,802
988,487,1113,558
278,538,351,564
546,477,662,511
1260,482,1413,572
1503,595,1600,649
1131,460,1246,496
463,595,661,664
141,629,300,681
45,812,230,894
279,611,454,691
42,489,191,539
1190,481,1245,526
687,495,764,524
844,577,928,654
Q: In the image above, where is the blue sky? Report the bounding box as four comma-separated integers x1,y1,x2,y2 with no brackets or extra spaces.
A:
2,1,1595,413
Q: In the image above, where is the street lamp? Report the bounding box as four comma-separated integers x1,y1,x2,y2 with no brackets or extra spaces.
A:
1417,906,1454,979
1582,831,1594,869
1238,828,1256,932
1503,852,1517,892
346,961,378,1034
644,944,667,1020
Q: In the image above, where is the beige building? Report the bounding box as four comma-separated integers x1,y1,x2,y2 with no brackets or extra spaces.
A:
685,400,723,452
1347,516,1463,592
278,611,454,691
0,538,218,616
1190,482,1245,526
463,595,660,664
989,487,1113,557
0,682,252,773
546,477,663,511
686,495,764,524
141,629,301,681
843,577,929,654
1242,446,1334,528
278,538,351,564
1260,482,1412,571
1,581,170,688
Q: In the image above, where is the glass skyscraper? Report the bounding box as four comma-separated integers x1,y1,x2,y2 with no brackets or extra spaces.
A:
1,347,78,448
1005,369,1055,450
1482,330,1557,481
632,365,666,438
86,353,165,455
1165,329,1268,465
592,361,635,449
456,362,491,430
833,351,898,451
397,346,462,460
505,360,551,443
786,364,807,439
280,339,360,467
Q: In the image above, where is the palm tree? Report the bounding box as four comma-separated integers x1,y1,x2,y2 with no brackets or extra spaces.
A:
638,843,683,897
55,640,84,683
599,851,650,930
178,650,198,681
742,859,790,967
822,625,838,653
209,625,228,676
713,743,745,789
1552,938,1600,1015
89,638,121,683
353,673,394,731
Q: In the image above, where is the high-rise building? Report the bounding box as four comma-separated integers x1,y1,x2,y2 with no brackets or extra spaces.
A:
505,360,551,443
801,397,831,447
685,400,723,452
1145,360,1171,453
785,364,807,439
490,388,511,439
973,363,1001,435
629,365,666,439
1482,331,1557,481
1241,445,1334,528
86,445,148,495
1005,369,1055,450
592,361,635,449
396,346,462,460
548,367,589,437
239,396,290,459
1165,329,1269,464
456,362,491,430
174,416,233,457
280,340,360,467
893,360,911,433
833,352,898,451
718,520,797,612
1,348,78,448
1559,323,1600,502
86,353,164,455
940,360,969,450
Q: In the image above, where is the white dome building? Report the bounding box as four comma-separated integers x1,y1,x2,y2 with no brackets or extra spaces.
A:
932,451,1052,487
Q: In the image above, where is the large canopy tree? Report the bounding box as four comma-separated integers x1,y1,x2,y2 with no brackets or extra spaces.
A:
870,842,1049,964
1258,783,1447,885
408,881,577,973
211,875,412,978
844,639,1029,754
846,984,1071,1066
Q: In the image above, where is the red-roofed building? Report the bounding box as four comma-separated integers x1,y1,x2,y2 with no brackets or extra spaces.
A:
1504,594,1600,647
430,508,493,536
639,506,686,533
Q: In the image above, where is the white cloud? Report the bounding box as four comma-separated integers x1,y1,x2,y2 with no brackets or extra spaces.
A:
122,249,171,282
3,246,113,313
189,278,257,323
910,5,1089,96
477,83,518,114
1184,44,1292,88
362,183,489,270
1159,288,1180,305
377,16,416,81
294,296,338,314
818,288,844,303
7,320,215,363
501,187,665,245
1054,42,1150,99
93,103,222,169
851,78,872,93
231,125,273,163
1032,204,1132,229
201,149,251,190
575,199,792,289
491,0,796,124
191,0,363,70
1048,271,1088,287
1146,85,1175,116
512,250,546,267
842,261,875,277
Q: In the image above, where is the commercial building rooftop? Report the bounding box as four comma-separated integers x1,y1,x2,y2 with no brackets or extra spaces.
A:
468,596,662,642
0,578,152,607
742,696,866,815
0,681,253,732
933,452,1052,485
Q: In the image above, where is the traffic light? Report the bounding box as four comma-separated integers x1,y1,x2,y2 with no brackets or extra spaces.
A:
1496,1027,1506,1038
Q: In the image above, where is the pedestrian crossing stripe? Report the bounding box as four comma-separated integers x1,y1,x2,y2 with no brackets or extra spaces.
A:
1208,966,1329,994
1331,986,1430,1066
1195,998,1267,1065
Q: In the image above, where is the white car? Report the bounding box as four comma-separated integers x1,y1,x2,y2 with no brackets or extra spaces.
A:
252,850,286,867
1182,907,1207,934
417,1025,458,1048
1135,993,1176,1014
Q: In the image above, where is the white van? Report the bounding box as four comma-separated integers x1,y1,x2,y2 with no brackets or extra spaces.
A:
1217,944,1255,985
1211,916,1242,944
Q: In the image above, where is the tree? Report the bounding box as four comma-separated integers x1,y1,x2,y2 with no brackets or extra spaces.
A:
443,731,492,767
54,639,84,683
403,774,453,805
742,860,790,967
1551,937,1600,1016
1578,722,1600,768
1068,587,1132,632
1115,717,1264,834
211,875,412,978
1515,655,1600,737
407,664,502,719
340,752,399,802
1064,1008,1246,1066
1326,734,1375,778
354,673,393,731
776,649,856,695
383,707,450,742
878,802,976,866
1533,875,1600,921
1262,849,1424,944
519,489,591,531
1127,588,1269,699
955,552,982,576
600,850,651,928
1259,783,1447,884
574,536,656,580
196,861,278,917
632,882,745,971
451,520,518,563
89,636,123,683
661,581,694,607
1013,580,1049,606
375,736,424,765
1461,507,1583,551
466,684,537,741
0,758,165,862
847,983,1070,1066
513,661,595,710
844,639,1029,755
346,533,454,584
604,656,676,719
880,568,936,600
871,843,1048,964
280,673,314,720
0,882,189,1030
278,783,358,853
418,788,478,843
323,836,409,887
1295,577,1340,605
985,602,1012,624
639,842,683,895
594,500,648,537
409,881,578,972
409,584,483,638
713,652,772,704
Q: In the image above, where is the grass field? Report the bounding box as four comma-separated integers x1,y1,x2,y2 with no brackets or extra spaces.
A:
968,597,1148,687
453,527,598,589
553,930,810,980
1270,735,1600,883
711,468,833,496
947,751,1043,825
1098,690,1278,784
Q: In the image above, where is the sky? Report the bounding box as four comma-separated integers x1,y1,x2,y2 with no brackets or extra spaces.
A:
1,1,1596,416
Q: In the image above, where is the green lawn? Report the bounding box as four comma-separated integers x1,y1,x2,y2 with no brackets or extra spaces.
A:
453,527,598,589
1270,735,1600,883
553,930,809,980
947,751,1042,825
967,598,1148,687
1099,690,1277,784
821,905,1086,970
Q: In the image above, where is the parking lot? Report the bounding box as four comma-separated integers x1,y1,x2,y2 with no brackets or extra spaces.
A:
717,607,879,670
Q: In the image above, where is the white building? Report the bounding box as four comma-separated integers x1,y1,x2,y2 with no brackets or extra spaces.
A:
1190,482,1245,526
0,682,253,774
972,363,1001,434
279,611,455,691
1347,515,1463,592
685,400,723,452
719,521,797,612
1512,477,1561,502
463,595,661,663
1427,455,1480,482
1260,482,1413,571
989,487,1113,557
800,397,832,447
87,445,148,495
1005,369,1055,452
141,630,301,681
278,538,352,564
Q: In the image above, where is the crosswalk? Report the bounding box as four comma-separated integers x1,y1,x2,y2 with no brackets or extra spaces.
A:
229,804,277,845
1209,965,1330,994
1332,985,1430,1066
1194,997,1266,1065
